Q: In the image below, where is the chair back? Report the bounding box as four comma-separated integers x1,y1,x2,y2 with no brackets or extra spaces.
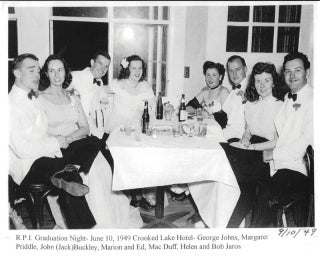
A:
304,145,314,187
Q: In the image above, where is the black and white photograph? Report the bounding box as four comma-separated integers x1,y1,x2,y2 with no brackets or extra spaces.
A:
1,1,319,255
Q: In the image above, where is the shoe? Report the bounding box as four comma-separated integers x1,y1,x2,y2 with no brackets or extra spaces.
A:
169,190,189,202
50,167,89,197
130,199,140,208
139,197,155,211
130,197,155,211
187,213,202,224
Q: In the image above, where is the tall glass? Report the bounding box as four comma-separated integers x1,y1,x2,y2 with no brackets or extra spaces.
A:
164,103,174,122
198,123,207,137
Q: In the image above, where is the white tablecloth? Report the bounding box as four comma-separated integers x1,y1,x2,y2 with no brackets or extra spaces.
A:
107,119,240,227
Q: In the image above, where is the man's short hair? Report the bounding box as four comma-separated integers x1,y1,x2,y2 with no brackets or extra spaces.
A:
92,50,111,61
12,53,38,71
283,52,310,70
227,55,247,68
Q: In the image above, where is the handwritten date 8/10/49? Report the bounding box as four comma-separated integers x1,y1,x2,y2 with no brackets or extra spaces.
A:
278,228,317,238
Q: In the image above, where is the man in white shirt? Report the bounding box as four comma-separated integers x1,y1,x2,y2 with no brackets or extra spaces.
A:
69,50,113,169
69,50,111,139
9,53,96,229
252,52,313,227
222,55,248,142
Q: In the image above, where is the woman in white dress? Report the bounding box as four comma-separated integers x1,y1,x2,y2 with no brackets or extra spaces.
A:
105,55,156,133
39,54,142,228
105,55,157,211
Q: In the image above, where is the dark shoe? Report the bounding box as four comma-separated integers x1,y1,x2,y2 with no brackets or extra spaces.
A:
169,190,189,202
130,199,140,208
139,197,155,211
131,198,154,211
187,213,202,224
50,166,89,197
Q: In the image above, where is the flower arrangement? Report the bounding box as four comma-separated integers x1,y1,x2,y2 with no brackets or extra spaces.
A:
120,57,129,69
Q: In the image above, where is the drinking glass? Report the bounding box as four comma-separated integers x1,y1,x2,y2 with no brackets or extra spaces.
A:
124,121,132,136
196,108,204,122
198,123,207,137
152,127,157,139
172,123,181,137
146,126,152,136
164,104,174,122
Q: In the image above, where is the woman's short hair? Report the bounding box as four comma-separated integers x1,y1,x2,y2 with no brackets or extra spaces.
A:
118,55,146,82
39,55,72,91
245,62,282,102
203,61,226,85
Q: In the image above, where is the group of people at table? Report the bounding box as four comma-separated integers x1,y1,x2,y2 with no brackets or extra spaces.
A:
9,49,313,229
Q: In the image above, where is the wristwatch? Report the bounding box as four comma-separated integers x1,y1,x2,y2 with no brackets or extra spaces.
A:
66,135,74,144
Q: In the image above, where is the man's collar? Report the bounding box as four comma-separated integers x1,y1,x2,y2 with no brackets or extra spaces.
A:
231,77,247,91
239,77,248,91
85,67,102,83
287,83,312,101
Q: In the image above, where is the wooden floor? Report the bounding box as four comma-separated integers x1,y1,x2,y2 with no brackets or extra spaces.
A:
9,191,197,230
9,191,297,229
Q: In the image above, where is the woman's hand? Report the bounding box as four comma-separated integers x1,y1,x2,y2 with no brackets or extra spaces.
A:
241,136,251,148
56,135,69,149
230,141,247,149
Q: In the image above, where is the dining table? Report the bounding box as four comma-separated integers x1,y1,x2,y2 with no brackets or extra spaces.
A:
107,117,240,228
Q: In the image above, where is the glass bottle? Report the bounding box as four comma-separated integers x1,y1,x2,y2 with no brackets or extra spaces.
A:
179,94,187,122
156,93,163,120
142,101,150,133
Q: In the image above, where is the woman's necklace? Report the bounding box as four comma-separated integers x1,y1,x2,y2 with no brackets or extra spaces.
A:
207,84,220,91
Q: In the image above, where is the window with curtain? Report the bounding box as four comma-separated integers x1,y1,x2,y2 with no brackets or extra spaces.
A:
226,5,301,53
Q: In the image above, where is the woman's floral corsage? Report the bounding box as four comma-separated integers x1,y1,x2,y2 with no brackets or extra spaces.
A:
120,58,129,69
293,103,301,111
67,88,80,97
66,89,81,113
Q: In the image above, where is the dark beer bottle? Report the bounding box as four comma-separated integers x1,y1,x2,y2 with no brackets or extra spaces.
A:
142,101,150,133
156,93,163,120
179,94,187,122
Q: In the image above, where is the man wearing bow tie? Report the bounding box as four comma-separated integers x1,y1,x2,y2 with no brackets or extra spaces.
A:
69,50,111,139
222,55,248,142
252,52,313,227
9,53,96,229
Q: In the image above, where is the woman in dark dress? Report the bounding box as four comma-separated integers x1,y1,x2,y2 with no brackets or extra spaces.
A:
186,61,229,128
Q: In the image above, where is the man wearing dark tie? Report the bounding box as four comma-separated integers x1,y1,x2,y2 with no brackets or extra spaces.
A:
69,50,113,167
222,55,248,142
69,50,111,139
9,53,96,229
252,52,313,227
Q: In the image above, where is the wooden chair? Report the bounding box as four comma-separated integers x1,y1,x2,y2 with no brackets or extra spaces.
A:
274,146,314,227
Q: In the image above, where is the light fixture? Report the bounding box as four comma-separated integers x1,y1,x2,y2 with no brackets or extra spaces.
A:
123,27,134,41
